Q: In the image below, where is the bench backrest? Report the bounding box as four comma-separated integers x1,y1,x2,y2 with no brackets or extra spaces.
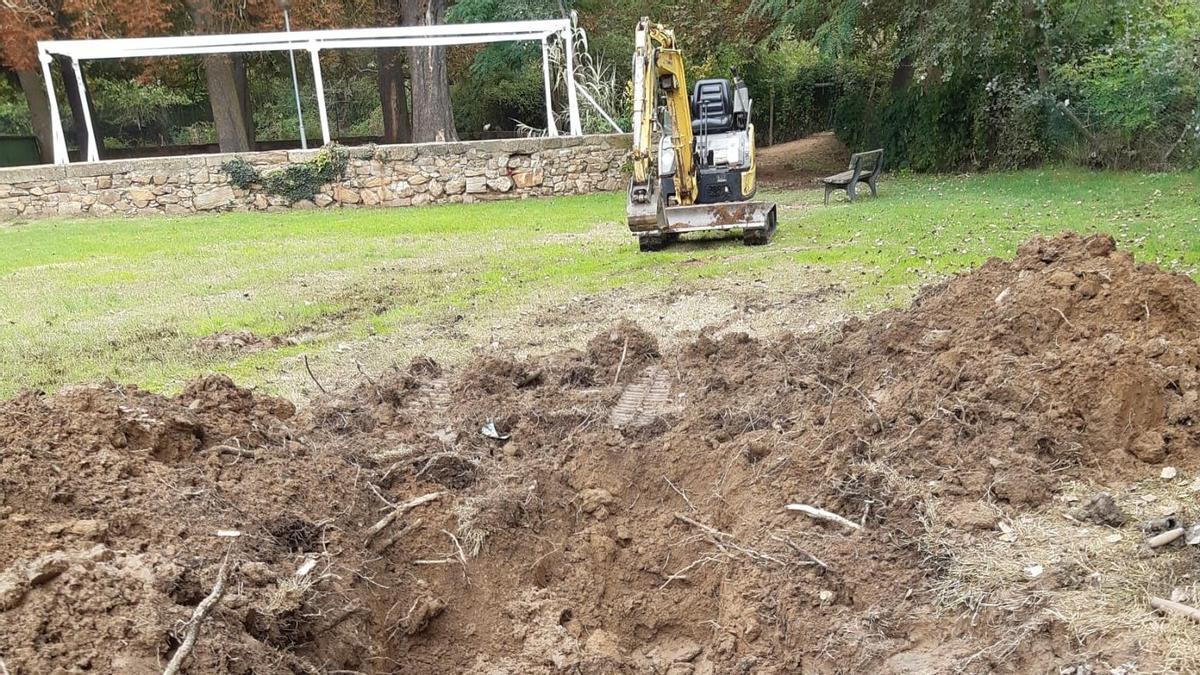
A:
849,149,884,181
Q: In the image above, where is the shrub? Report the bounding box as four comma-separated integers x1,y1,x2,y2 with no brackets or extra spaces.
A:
743,40,837,145
261,145,348,203
222,146,348,203
221,157,261,189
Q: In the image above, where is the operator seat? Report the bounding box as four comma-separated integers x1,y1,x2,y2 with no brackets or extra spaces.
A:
691,79,733,134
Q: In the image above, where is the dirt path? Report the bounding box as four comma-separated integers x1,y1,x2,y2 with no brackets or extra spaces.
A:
757,131,850,188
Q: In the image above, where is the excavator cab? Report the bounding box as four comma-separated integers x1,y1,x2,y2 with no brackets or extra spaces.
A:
626,19,776,251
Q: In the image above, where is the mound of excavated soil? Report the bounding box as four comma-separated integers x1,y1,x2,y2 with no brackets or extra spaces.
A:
3,232,1200,673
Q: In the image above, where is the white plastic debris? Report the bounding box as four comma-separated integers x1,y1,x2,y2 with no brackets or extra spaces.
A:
1162,466,1178,480
1025,564,1044,579
296,557,318,577
215,530,242,538
480,420,510,441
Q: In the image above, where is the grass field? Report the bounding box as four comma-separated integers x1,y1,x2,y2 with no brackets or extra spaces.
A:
2,168,1198,399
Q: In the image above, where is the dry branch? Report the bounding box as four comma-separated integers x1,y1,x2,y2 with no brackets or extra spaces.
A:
1151,596,1200,622
376,517,423,553
162,555,230,675
364,491,443,544
211,444,257,459
303,354,328,394
613,335,630,385
785,503,863,531
1148,527,1184,548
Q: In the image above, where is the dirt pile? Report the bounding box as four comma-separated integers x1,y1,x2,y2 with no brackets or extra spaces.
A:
3,232,1200,673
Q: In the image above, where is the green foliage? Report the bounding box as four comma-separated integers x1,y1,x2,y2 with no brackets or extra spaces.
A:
743,40,836,144
221,157,261,190
261,145,348,203
92,79,193,131
0,77,32,135
796,0,1200,169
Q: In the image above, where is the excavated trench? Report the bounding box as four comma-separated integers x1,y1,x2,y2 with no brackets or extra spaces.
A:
4,232,1200,673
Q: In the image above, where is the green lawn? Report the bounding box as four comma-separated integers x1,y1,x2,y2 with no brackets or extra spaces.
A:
2,168,1197,399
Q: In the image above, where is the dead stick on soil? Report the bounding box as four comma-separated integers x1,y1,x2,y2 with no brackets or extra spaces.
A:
663,476,696,512
1051,307,1075,330
443,529,471,585
769,534,829,570
162,555,230,675
377,518,423,553
674,512,731,539
613,335,629,385
211,444,257,459
364,492,443,544
1151,596,1200,622
303,354,328,394
1148,527,1185,548
785,503,863,531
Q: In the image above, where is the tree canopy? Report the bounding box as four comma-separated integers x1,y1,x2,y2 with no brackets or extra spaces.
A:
0,0,1195,168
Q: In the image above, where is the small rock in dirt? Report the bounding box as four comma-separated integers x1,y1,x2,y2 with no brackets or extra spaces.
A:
1186,525,1200,546
578,488,615,519
25,552,70,585
401,595,447,635
1130,430,1167,463
1067,492,1126,527
1077,277,1101,298
584,629,622,659
239,561,275,586
0,573,25,610
1144,337,1169,358
1105,533,1123,543
65,519,108,540
1046,269,1078,288
1161,466,1178,480
648,637,702,666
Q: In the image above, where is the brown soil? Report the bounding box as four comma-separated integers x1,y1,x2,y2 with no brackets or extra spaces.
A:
196,331,298,354
757,132,850,188
3,232,1200,673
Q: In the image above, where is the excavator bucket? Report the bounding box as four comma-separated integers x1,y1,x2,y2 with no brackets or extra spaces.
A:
627,194,777,250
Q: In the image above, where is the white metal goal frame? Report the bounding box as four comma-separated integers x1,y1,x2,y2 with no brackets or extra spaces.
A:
36,19,585,165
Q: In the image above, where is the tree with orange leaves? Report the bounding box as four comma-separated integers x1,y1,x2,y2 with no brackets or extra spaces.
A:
0,0,172,161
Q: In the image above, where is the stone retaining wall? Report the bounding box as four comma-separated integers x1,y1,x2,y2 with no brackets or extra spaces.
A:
0,134,631,221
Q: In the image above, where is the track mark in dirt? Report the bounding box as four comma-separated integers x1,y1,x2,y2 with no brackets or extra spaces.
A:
404,377,452,425
610,366,676,428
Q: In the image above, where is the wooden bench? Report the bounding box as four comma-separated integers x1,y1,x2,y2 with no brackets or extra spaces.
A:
822,149,883,205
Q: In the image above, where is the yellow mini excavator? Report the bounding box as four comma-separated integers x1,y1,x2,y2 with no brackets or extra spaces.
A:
626,17,777,252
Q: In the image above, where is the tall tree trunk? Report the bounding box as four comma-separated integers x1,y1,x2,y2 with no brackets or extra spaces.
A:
402,0,457,143
53,55,98,160
1023,0,1052,91
378,47,412,143
16,70,54,164
201,54,254,152
186,0,255,152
